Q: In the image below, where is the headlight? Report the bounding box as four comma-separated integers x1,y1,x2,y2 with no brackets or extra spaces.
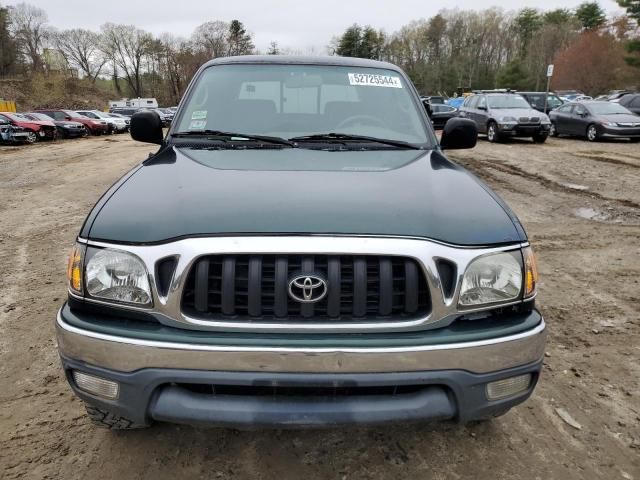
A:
499,116,517,123
602,122,617,127
85,248,152,306
458,251,522,307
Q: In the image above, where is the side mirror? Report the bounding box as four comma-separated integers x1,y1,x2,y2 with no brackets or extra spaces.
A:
130,111,164,145
65,116,72,120
478,105,487,111
440,118,478,150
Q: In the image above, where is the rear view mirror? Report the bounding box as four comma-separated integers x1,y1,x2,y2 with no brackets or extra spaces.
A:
284,74,322,89
130,111,164,145
440,118,478,150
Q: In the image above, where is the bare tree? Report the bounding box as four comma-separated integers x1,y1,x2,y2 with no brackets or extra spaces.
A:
8,2,48,71
100,23,154,97
192,21,229,59
52,28,106,81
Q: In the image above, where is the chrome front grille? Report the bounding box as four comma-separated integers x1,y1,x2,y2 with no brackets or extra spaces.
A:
181,254,430,322
518,117,540,125
76,236,527,333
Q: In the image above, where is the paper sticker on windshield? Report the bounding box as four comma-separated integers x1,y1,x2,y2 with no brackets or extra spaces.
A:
189,120,206,130
191,110,207,120
348,73,402,88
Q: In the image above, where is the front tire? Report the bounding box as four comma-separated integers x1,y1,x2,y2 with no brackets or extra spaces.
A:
532,133,548,144
586,124,599,142
84,404,149,430
25,130,38,144
487,121,500,143
549,123,558,137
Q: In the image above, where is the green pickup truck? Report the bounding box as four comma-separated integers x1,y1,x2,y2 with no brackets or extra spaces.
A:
57,56,546,430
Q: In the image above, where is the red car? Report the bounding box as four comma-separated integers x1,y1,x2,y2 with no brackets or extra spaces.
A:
0,112,57,143
36,109,109,136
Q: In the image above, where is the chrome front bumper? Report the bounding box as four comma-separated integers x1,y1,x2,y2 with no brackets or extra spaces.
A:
56,308,546,374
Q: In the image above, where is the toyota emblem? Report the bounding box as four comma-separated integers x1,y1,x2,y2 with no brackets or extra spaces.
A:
288,274,328,303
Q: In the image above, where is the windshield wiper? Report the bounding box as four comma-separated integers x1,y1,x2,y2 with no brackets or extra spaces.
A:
172,130,295,147
289,133,422,150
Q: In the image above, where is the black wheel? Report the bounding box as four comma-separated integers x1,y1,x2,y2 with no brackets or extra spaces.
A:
549,123,558,137
532,133,548,144
487,121,500,143
83,126,91,137
586,124,599,142
630,138,640,143
84,404,149,430
25,130,38,144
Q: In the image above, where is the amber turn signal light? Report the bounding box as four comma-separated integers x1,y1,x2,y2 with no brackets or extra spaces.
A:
66,244,83,294
523,246,538,298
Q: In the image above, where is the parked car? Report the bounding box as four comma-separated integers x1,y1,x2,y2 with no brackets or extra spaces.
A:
557,91,584,103
447,97,466,109
573,95,593,103
0,117,31,144
106,112,131,130
459,92,551,143
607,90,636,103
618,93,640,115
549,101,640,142
36,110,109,136
151,108,173,126
108,107,143,118
517,92,564,114
57,55,545,431
421,95,446,105
427,103,460,129
76,110,129,133
22,112,86,138
0,112,57,142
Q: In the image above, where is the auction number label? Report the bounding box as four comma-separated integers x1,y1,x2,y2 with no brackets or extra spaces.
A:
348,73,403,88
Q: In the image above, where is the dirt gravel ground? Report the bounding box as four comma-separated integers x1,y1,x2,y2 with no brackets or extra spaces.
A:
0,134,639,480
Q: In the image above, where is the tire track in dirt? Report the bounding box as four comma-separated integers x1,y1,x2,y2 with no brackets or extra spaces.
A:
459,154,640,211
573,152,640,169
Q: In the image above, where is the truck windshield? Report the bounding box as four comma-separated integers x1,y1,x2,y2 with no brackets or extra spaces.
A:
175,64,431,146
488,95,532,109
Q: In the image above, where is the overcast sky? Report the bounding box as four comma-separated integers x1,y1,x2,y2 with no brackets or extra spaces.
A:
3,0,624,52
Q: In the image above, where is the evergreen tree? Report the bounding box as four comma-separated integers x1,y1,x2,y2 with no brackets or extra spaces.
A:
617,1,640,68
336,24,362,57
617,0,640,20
267,41,279,55
0,4,18,76
335,24,385,59
227,20,254,56
575,2,607,30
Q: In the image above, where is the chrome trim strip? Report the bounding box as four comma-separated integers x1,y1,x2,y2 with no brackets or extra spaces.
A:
76,236,529,333
56,309,546,374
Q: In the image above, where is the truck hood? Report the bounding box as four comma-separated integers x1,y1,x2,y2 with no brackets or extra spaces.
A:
85,146,526,246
